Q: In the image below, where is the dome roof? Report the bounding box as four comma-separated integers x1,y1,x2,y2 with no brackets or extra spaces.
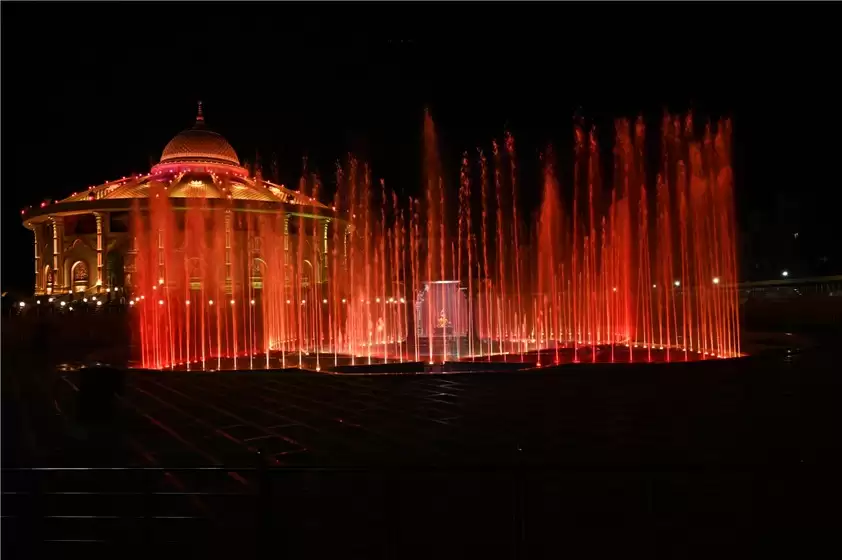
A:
159,102,240,166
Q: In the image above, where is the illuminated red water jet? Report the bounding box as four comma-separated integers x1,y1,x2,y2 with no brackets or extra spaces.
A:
131,112,740,370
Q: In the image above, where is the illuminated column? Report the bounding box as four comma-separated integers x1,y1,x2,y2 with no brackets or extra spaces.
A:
30,224,41,294
283,214,290,252
344,225,350,271
322,218,329,275
103,213,111,287
51,217,64,293
225,209,232,291
158,228,164,282
95,213,104,291
125,234,137,293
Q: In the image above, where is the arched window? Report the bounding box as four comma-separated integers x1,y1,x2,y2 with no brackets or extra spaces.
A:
71,261,89,293
186,258,205,291
302,259,314,287
44,265,53,295
251,258,267,289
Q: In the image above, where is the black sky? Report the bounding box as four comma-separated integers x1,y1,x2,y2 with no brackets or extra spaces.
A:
3,2,840,292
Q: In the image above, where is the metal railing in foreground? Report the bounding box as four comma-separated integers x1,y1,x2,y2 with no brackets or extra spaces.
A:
1,462,820,556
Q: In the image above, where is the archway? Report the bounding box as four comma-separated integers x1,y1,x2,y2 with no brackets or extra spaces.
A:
185,257,201,289
71,261,90,293
44,265,53,295
302,259,314,288
251,258,267,290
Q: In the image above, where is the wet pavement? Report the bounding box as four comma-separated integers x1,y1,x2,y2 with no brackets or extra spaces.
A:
3,331,841,558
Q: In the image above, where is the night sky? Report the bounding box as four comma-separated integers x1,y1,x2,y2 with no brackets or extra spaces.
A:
3,3,839,294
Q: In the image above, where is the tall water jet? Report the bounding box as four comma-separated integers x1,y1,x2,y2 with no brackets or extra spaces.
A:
128,110,740,371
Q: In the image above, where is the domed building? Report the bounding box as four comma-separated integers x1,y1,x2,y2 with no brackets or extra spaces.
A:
22,103,343,297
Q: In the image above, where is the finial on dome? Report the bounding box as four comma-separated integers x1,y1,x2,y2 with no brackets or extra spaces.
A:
195,100,205,127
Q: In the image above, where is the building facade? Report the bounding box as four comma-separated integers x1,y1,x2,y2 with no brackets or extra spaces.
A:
21,104,344,297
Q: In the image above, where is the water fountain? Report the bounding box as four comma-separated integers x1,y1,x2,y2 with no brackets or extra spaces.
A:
130,111,741,372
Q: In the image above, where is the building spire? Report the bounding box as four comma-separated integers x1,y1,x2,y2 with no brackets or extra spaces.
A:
195,100,205,127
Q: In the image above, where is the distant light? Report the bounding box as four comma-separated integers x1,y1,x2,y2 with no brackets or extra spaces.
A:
96,301,103,307
36,300,41,305
301,299,306,304
322,299,328,304
376,297,381,303
230,299,235,305
106,288,111,292
652,284,657,289
91,297,97,301
141,295,145,300
152,286,157,290
159,300,164,305
341,298,346,303
612,287,617,292
286,299,291,304
400,298,406,303
250,299,256,305
48,297,54,303
781,270,789,278
19,301,25,308
69,307,73,311
83,298,88,303
209,300,214,306
186,300,191,305
713,277,721,285
60,301,66,307
674,280,681,287
129,300,135,306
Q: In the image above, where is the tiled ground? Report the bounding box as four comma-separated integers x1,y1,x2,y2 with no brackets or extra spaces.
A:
28,357,777,468
3,336,842,557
